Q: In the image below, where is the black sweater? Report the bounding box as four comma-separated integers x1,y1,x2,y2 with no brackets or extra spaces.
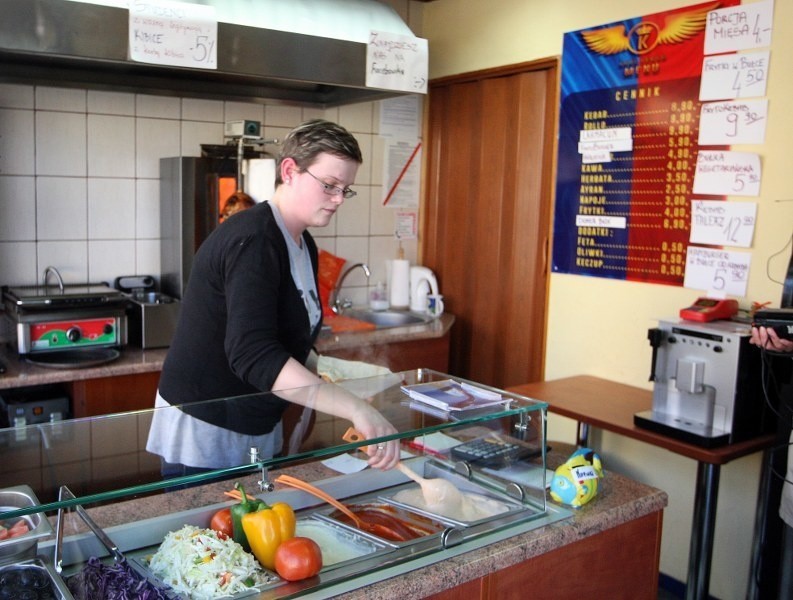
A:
158,202,320,435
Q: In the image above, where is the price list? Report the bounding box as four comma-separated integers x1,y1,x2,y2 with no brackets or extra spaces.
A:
552,0,742,287
555,77,724,285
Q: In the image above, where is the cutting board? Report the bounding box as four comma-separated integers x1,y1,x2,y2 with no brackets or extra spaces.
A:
324,314,376,333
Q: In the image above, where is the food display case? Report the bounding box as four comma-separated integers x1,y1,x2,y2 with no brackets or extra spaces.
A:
0,369,567,599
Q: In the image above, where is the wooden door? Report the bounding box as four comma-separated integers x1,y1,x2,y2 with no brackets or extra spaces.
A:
423,59,559,388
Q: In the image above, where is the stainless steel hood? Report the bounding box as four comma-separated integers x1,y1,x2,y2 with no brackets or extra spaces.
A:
0,0,417,107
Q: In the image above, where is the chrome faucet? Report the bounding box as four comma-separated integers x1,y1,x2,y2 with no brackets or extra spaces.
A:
43,266,65,293
330,263,370,314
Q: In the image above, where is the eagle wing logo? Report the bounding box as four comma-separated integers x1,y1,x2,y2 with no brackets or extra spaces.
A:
580,2,720,55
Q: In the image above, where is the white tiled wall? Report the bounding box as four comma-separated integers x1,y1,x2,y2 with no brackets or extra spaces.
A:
0,83,420,307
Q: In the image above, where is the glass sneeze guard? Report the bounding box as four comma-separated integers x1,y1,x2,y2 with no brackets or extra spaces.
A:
0,369,549,521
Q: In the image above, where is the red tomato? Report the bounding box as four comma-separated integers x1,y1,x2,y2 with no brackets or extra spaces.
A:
209,508,234,540
274,537,323,581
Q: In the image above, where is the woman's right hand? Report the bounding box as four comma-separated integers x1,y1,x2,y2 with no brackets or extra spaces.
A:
750,326,793,353
349,404,400,471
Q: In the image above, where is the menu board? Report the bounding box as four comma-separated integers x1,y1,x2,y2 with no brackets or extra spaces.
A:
552,1,744,287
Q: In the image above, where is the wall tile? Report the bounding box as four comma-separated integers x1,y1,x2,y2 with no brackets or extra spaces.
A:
88,240,136,282
370,187,394,236
136,179,160,238
36,241,89,283
136,94,180,119
356,133,374,185
336,186,371,236
87,90,135,115
302,106,326,122
36,111,87,176
368,236,397,285
181,120,223,157
36,177,87,240
136,118,180,178
0,176,35,241
335,236,369,272
136,239,161,277
0,241,37,286
0,83,33,109
182,97,223,122
264,104,303,127
0,109,34,175
3,83,420,299
224,101,265,123
370,135,386,187
35,87,86,112
339,102,373,133
88,178,135,239
88,115,135,177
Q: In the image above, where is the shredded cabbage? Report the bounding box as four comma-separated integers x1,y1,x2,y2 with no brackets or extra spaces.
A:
147,525,276,599
67,556,175,600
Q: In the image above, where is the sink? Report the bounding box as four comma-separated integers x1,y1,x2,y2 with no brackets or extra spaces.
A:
342,309,433,329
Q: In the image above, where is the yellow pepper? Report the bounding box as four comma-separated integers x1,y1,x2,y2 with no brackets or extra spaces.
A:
241,501,296,570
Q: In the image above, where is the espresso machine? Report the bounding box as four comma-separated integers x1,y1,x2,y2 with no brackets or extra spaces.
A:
635,318,768,447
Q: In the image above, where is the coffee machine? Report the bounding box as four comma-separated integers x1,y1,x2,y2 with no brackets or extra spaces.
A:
635,318,768,447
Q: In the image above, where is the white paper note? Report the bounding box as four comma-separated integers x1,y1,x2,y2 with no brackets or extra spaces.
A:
689,200,757,247
700,51,770,101
366,30,428,94
684,246,751,296
693,151,762,197
129,0,217,69
698,99,768,145
704,0,774,55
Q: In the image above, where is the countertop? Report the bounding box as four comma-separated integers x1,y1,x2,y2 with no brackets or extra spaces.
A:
0,313,455,390
68,443,667,599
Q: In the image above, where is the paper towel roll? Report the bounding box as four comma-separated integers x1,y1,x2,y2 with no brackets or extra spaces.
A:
390,259,410,309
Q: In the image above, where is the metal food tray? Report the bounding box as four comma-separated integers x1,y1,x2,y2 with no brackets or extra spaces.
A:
382,459,535,527
313,459,545,550
294,515,394,572
0,556,74,599
126,515,396,599
0,484,55,566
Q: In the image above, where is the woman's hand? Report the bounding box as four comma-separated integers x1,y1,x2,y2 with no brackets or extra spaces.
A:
349,404,400,470
750,326,793,353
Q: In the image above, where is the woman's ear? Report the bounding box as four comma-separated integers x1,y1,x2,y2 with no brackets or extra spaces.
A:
281,157,297,184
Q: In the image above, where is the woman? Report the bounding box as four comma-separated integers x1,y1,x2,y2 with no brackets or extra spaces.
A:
147,119,399,477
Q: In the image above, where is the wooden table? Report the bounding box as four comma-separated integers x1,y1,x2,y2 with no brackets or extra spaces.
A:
508,375,775,600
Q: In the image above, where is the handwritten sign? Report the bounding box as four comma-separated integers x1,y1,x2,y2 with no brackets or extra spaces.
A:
684,246,751,296
689,200,757,247
693,150,761,197
366,30,428,94
129,0,217,69
704,0,774,55
700,51,770,101
698,99,768,145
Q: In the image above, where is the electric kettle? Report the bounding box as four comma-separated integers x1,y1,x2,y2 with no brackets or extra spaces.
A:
409,266,439,313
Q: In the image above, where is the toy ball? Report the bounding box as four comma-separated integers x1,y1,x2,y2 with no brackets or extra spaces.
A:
549,448,604,508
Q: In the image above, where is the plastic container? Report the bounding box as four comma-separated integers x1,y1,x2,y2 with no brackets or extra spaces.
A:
369,281,390,311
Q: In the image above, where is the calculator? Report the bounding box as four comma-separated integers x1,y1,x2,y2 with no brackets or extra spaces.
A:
450,438,539,467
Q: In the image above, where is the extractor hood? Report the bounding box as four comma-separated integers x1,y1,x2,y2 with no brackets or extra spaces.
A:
0,0,419,107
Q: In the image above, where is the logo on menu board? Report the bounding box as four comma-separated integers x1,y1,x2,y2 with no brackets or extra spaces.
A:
579,1,719,56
